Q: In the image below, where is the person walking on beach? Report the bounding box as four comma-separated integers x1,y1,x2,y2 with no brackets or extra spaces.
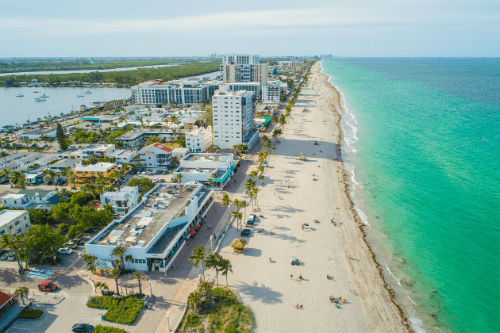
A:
291,274,293,279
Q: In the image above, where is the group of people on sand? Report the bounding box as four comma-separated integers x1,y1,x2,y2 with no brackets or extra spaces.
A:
329,295,347,308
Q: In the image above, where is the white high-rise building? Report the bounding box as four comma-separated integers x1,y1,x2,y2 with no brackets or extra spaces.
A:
262,80,282,103
212,87,257,149
221,54,268,85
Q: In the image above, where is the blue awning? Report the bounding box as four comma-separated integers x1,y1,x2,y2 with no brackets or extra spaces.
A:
211,163,236,183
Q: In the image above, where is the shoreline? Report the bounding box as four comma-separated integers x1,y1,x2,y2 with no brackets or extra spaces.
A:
204,61,410,332
319,61,412,331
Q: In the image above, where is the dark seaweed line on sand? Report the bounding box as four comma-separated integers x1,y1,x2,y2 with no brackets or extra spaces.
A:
320,70,413,332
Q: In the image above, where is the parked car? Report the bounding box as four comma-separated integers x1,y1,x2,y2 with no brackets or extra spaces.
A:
57,247,73,254
248,214,256,222
38,281,58,292
1,252,14,261
241,229,251,237
65,241,77,249
72,324,94,332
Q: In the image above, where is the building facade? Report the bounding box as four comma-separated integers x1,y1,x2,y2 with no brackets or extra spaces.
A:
131,80,208,106
74,163,119,184
139,143,173,170
221,54,268,85
172,153,235,188
0,210,31,236
85,183,214,272
101,187,140,215
262,80,282,103
212,87,257,149
186,126,213,152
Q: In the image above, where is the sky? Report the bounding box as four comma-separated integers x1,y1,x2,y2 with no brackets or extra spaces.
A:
1,0,499,57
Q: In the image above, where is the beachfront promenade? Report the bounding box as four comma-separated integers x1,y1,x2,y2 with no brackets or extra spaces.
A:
205,62,408,332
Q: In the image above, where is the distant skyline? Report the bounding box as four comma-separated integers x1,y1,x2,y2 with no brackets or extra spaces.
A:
2,0,499,58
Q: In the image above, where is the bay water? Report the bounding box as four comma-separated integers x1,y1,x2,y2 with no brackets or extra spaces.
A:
0,87,131,127
322,58,500,332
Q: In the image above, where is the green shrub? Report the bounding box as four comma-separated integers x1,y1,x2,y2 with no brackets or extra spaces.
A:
186,313,200,327
88,295,143,325
103,295,143,325
17,308,43,319
93,325,125,333
87,296,118,309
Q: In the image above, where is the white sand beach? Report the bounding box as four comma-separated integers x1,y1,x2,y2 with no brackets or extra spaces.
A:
206,62,409,332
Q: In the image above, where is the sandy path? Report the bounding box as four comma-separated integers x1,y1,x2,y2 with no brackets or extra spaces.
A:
207,62,410,333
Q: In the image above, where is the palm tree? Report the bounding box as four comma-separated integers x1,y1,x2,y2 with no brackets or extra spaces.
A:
211,172,218,190
245,179,256,193
43,169,56,185
15,286,29,305
239,200,247,222
189,246,207,281
0,234,24,274
176,174,183,184
250,187,260,210
231,211,242,230
83,254,97,271
258,165,265,173
10,171,26,189
111,245,127,271
220,259,233,287
22,138,31,151
249,170,258,179
258,174,264,185
110,263,121,296
126,255,134,270
0,151,8,165
134,271,143,295
205,253,222,286
0,168,11,182
221,193,231,208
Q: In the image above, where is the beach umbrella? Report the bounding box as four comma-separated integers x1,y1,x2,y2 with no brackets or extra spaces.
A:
194,225,201,228
189,230,197,235
303,223,309,227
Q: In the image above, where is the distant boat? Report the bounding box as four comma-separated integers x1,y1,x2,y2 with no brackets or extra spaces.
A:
33,91,39,93
35,97,46,102
40,93,49,98
84,90,93,94
16,94,24,97
77,95,85,98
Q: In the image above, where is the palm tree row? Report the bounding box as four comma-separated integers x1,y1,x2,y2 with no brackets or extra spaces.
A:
189,245,233,286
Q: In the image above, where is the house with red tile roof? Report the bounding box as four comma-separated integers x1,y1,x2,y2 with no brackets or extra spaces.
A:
0,291,13,315
139,143,173,170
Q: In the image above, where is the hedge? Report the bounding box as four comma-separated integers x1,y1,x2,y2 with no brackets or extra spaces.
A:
17,308,43,319
93,325,125,333
87,295,143,325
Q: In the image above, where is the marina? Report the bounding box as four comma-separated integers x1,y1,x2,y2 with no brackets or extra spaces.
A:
0,87,131,127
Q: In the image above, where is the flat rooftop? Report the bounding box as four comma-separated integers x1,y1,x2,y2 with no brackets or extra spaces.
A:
184,153,228,162
116,129,174,141
0,210,27,228
176,167,216,174
94,185,195,249
21,128,56,135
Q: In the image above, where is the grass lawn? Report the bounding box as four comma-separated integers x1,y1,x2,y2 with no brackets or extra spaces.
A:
180,283,254,333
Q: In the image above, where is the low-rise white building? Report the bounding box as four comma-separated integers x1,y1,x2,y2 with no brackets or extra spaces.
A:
186,126,213,153
139,143,173,170
100,187,140,215
1,190,66,211
172,153,235,188
172,148,189,161
0,210,31,236
18,128,57,140
58,144,116,160
85,183,214,271
106,150,136,164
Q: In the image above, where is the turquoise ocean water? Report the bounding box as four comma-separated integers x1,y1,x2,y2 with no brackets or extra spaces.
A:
322,58,500,332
